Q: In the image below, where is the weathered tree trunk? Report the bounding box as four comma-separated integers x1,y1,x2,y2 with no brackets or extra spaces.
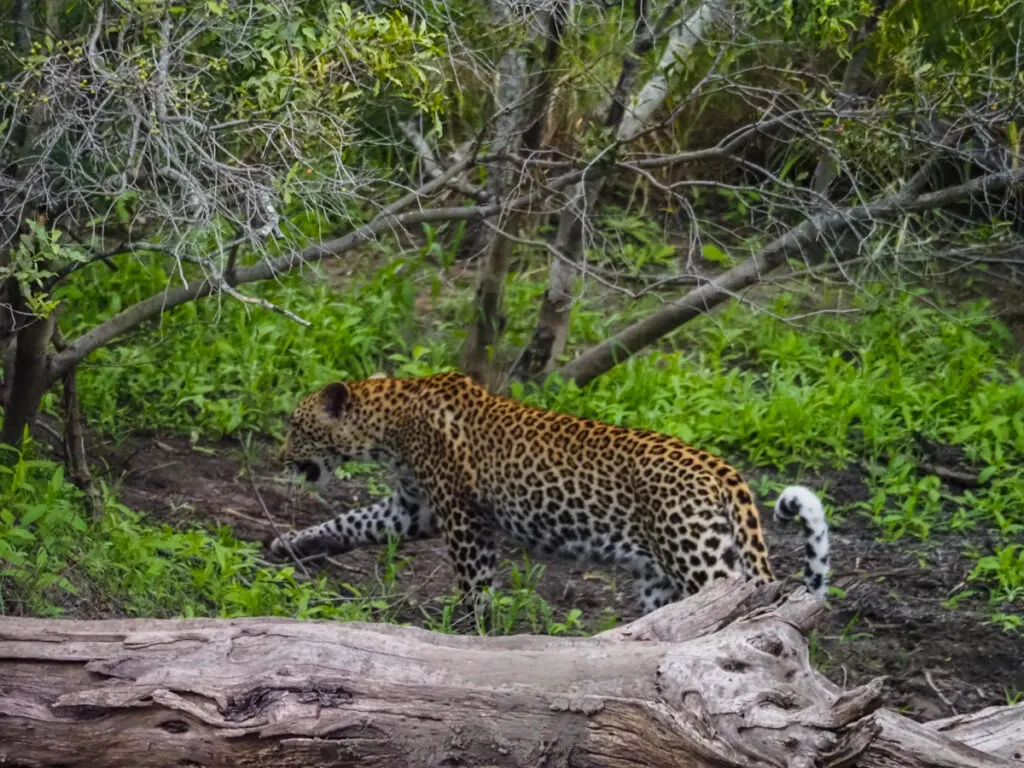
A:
1,580,1020,768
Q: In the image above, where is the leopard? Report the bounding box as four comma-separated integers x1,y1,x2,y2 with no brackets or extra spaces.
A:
271,371,831,615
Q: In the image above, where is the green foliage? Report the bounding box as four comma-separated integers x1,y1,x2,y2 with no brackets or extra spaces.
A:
969,544,1024,608
743,0,1021,90
55,253,448,439
0,450,83,615
0,445,372,620
0,222,88,317
744,0,875,48
521,292,1022,473
875,0,1022,101
227,1,446,121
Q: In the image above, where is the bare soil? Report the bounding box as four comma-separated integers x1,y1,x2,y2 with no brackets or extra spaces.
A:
93,430,1024,724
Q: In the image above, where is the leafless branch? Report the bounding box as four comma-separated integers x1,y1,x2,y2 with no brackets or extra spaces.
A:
557,164,1024,386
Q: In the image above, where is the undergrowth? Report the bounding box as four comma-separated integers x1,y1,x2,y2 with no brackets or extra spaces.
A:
0,446,373,620
6,245,1023,629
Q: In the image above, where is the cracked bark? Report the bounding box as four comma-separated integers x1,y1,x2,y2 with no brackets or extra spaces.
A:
1,581,1020,768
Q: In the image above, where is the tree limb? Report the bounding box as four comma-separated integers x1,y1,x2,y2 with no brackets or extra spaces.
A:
556,165,1024,386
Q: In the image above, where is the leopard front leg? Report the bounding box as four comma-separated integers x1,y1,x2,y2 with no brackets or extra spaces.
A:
271,482,436,559
434,498,498,622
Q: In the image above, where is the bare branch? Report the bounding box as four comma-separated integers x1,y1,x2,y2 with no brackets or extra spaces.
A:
557,165,1024,387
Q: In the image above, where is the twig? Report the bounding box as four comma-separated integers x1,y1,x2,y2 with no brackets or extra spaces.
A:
917,460,984,488
217,279,311,328
858,457,985,488
248,474,312,581
325,555,366,575
219,506,273,529
401,121,489,202
831,567,921,581
924,669,959,716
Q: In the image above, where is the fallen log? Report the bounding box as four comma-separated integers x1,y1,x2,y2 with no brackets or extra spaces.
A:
0,580,1020,768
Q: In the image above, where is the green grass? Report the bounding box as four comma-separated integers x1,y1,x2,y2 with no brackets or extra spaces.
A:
9,244,1024,629
421,557,590,636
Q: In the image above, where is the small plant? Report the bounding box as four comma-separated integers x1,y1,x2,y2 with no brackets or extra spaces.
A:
0,447,83,616
421,557,587,637
837,613,873,644
968,544,1024,607
375,534,412,595
857,459,948,541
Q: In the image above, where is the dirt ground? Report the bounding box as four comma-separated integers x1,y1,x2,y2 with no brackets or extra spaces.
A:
97,430,1024,723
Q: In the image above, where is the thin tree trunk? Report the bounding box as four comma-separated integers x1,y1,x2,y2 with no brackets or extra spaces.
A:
60,366,99,512
50,328,101,513
0,285,56,448
514,0,727,380
461,2,538,387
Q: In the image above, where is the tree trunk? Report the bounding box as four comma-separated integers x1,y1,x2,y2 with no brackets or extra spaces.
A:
808,0,887,198
460,1,531,388
1,580,1020,768
515,0,728,380
511,194,585,380
0,285,56,448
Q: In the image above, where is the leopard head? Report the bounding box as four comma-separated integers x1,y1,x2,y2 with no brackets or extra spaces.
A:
280,376,387,486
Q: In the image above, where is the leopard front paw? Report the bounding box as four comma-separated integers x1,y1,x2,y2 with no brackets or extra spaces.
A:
269,533,298,559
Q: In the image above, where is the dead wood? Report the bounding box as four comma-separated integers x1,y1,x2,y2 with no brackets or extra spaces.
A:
0,580,1019,768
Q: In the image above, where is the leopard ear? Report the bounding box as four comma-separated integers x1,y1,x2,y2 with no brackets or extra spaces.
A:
321,381,350,418
368,372,387,380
